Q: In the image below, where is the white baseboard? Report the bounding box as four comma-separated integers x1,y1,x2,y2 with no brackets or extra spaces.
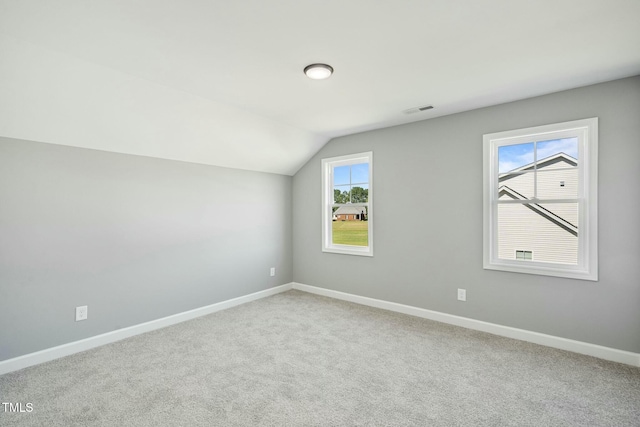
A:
0,283,293,376
292,282,640,367
3,281,637,375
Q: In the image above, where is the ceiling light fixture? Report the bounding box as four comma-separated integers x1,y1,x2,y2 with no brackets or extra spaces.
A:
304,63,334,80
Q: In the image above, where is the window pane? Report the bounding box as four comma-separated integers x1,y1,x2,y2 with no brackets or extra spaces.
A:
498,203,578,265
498,171,534,200
537,137,578,163
538,202,578,234
351,163,369,184
350,184,369,203
334,185,350,203
332,207,368,246
334,165,350,186
498,142,534,174
536,168,578,199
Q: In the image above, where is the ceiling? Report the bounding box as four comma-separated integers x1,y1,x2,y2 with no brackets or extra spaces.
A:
1,0,639,175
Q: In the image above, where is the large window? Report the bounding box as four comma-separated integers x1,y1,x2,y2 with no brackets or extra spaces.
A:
483,118,598,280
322,152,373,256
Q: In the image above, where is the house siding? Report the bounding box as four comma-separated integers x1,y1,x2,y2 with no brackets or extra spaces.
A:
498,156,579,264
497,202,578,264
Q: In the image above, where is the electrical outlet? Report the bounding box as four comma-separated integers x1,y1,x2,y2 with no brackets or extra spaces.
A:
75,305,88,321
270,267,276,277
457,289,466,302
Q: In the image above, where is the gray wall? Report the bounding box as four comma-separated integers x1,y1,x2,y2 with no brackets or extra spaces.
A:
292,76,640,353
0,138,293,361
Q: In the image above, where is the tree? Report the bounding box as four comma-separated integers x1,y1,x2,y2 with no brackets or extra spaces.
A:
334,188,349,204
333,187,367,204
351,187,368,203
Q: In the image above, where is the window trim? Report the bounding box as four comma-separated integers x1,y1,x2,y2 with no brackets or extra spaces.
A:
483,118,598,281
322,151,373,257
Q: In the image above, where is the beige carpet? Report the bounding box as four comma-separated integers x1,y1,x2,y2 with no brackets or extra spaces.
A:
1,290,639,426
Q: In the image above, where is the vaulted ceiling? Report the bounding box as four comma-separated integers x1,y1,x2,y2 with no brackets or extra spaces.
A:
1,0,639,175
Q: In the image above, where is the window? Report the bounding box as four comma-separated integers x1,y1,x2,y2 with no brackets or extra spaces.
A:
322,152,373,256
515,250,533,260
483,118,598,280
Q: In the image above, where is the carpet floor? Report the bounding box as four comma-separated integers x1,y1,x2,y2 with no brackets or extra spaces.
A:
1,290,639,426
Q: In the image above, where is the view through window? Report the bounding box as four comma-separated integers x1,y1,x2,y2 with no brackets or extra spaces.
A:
322,152,373,256
332,162,369,246
483,118,598,280
497,137,579,265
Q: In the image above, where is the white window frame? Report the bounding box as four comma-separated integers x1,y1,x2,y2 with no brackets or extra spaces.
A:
483,118,598,281
322,151,373,256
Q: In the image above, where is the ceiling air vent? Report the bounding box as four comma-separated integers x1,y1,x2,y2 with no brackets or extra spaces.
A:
402,105,434,115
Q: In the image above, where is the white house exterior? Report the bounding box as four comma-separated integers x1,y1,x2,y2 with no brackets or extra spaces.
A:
497,153,578,264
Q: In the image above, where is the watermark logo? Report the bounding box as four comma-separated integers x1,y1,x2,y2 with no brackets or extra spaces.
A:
1,402,33,413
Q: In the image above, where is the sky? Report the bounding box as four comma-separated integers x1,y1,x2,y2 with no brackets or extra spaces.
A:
498,137,578,173
334,163,369,186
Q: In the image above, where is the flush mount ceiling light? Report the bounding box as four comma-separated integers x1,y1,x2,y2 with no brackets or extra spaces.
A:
304,63,334,80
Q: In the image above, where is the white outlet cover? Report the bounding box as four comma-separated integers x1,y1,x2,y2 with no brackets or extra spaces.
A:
457,289,466,301
76,305,88,321
270,267,275,277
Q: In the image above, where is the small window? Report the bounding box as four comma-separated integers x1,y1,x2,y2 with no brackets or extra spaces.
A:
322,152,373,256
483,118,598,280
516,250,533,260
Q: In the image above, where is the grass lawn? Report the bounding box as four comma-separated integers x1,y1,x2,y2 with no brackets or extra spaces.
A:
332,220,368,246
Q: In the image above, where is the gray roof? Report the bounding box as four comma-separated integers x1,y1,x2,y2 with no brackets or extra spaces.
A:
334,206,365,215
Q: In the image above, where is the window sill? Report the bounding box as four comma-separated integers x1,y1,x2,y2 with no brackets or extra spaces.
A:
323,245,373,257
484,259,597,281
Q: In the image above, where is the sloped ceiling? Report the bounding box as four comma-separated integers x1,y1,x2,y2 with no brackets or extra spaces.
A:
1,0,639,175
